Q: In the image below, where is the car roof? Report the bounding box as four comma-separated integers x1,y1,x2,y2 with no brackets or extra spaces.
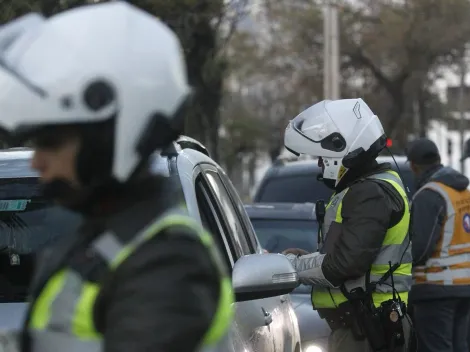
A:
0,149,34,159
0,139,214,180
268,155,408,177
0,149,37,178
244,202,317,221
0,148,176,179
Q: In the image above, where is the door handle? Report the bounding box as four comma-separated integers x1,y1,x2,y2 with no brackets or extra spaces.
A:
261,307,273,326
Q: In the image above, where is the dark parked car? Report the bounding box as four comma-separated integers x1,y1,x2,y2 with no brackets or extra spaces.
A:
245,202,330,352
253,155,415,204
0,149,82,328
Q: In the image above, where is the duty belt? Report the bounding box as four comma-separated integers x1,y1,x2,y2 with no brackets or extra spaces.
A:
317,304,356,331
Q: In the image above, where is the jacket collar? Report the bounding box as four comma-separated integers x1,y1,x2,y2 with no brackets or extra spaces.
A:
415,164,443,189
335,160,392,194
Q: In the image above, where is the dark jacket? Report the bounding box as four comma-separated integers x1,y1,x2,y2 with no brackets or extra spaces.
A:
409,165,470,302
22,177,221,352
322,160,406,286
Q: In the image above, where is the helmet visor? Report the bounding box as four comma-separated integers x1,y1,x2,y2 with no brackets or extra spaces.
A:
293,102,340,142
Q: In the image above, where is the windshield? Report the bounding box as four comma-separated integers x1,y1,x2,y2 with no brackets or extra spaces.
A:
256,175,334,203
0,178,81,302
256,164,415,204
250,219,318,254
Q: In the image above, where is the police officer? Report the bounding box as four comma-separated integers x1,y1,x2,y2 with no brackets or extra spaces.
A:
407,138,470,352
0,2,233,351
283,99,412,352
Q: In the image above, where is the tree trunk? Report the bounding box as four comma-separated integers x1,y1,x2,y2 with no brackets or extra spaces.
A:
247,153,257,196
385,89,406,140
418,90,428,138
230,155,244,195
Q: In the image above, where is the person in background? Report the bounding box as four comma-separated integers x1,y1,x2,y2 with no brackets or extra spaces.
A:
0,2,233,351
407,138,470,352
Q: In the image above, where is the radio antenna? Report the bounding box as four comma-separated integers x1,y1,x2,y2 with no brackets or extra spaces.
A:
389,261,397,301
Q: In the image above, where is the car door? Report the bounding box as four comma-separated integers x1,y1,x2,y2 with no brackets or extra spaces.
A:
189,164,275,352
200,164,296,352
214,167,300,352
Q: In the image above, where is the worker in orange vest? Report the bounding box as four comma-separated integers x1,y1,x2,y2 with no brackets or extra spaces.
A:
407,138,470,352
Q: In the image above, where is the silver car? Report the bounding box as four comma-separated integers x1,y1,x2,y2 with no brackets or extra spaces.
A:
245,202,331,352
0,141,302,352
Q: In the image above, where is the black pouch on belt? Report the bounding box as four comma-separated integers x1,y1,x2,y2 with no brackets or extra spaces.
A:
341,287,388,350
380,300,406,349
356,302,388,351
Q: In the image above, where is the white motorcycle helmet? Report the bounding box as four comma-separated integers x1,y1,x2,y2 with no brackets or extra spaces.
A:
284,99,386,187
0,1,190,188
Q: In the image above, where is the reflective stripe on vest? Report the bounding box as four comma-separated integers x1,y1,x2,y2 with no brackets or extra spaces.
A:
313,171,412,308
29,206,234,352
412,182,470,285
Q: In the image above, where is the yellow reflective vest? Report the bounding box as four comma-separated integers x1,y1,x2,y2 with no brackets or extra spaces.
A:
28,206,234,352
312,171,412,309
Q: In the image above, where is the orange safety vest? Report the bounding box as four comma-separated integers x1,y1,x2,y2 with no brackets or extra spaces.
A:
413,181,470,285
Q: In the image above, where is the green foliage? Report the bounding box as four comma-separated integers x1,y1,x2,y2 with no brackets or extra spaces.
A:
219,92,266,169
340,0,470,138
127,0,234,161
0,0,40,23
234,0,470,152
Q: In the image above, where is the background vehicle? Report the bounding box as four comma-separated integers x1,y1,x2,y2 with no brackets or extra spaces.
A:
245,202,330,352
0,149,82,328
253,155,415,204
0,142,302,352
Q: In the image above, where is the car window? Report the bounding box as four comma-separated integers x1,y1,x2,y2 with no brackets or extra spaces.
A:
249,219,318,254
0,178,82,302
195,176,233,268
256,164,415,204
203,170,252,256
217,171,258,252
250,217,318,295
257,175,334,203
0,202,80,254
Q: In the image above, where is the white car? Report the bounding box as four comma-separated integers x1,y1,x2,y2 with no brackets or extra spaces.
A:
0,140,302,352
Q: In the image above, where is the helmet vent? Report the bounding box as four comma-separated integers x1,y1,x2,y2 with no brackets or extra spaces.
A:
60,95,73,109
83,80,115,111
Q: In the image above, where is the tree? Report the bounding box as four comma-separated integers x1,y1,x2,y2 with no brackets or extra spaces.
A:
254,0,470,149
225,3,325,162
218,91,266,192
338,0,470,141
0,1,39,23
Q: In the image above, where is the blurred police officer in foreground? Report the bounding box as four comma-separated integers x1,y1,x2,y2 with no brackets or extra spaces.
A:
283,99,412,352
407,138,470,352
0,2,233,351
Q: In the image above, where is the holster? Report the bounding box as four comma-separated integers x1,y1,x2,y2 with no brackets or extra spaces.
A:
353,300,388,351
338,287,389,351
318,302,365,340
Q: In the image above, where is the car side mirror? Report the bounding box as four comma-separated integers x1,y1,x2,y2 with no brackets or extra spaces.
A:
232,253,299,302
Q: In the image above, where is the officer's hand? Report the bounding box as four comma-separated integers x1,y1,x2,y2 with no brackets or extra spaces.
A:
282,248,310,256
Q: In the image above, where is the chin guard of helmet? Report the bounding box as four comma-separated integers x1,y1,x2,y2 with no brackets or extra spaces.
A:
136,93,192,160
